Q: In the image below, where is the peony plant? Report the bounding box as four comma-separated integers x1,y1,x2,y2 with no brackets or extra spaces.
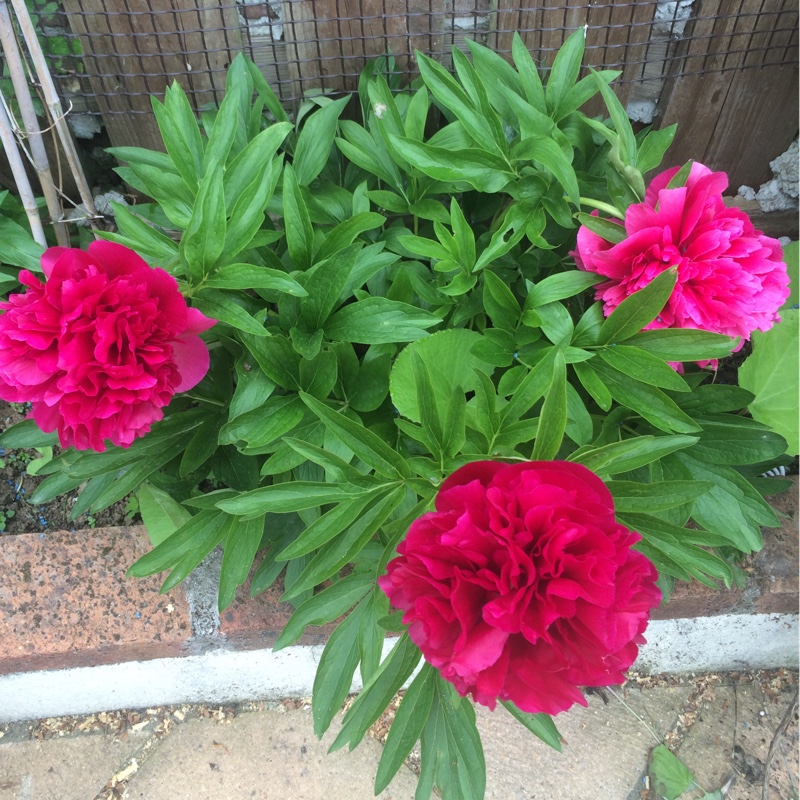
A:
0,30,792,799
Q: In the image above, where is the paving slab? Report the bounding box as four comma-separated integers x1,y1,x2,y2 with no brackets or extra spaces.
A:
477,684,691,800
0,728,145,800
123,707,419,800
675,674,799,800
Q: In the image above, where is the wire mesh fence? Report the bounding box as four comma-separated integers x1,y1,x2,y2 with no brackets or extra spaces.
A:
38,0,798,119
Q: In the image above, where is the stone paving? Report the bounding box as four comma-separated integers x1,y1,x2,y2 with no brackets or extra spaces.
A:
0,670,796,800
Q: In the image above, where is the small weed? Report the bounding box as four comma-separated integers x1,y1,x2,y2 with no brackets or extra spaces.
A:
124,495,140,520
0,508,15,533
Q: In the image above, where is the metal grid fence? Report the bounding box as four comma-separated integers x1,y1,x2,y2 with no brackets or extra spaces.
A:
38,0,798,118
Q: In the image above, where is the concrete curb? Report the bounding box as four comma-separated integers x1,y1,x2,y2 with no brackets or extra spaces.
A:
1,613,798,724
1,480,796,723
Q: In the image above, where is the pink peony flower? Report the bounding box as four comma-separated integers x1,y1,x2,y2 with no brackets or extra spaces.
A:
0,241,215,451
574,163,790,345
378,460,661,715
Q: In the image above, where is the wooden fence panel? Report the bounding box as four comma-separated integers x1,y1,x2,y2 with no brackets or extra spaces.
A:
60,0,797,192
62,0,242,151
279,0,445,99
657,0,798,188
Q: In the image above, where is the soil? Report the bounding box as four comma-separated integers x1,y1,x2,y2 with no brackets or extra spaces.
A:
0,401,139,535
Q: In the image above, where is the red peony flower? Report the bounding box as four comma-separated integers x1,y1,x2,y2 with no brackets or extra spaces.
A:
378,461,661,715
574,163,789,345
0,241,215,452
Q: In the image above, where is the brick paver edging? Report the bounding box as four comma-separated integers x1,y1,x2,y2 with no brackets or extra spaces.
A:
0,479,796,723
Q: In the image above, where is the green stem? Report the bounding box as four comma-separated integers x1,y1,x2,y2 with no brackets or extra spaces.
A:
579,197,625,220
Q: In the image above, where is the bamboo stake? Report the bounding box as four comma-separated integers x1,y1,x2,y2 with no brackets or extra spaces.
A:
8,0,99,230
0,88,46,246
0,0,69,246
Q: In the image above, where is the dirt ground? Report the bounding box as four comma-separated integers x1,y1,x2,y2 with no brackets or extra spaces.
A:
0,401,138,535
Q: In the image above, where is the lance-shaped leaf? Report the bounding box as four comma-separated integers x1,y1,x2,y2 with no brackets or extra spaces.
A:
597,269,677,345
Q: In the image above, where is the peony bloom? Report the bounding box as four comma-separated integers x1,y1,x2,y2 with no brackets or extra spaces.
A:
0,241,215,451
574,163,789,344
378,460,661,716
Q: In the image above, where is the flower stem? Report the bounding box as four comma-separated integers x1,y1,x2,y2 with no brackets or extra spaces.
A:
579,197,625,220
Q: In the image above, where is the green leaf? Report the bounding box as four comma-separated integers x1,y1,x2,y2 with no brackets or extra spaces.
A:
390,329,491,422
675,385,754,414
607,480,713,512
738,309,799,455
224,123,292,210
218,514,265,610
180,167,226,278
415,51,503,155
137,483,192,546
315,212,386,263
545,27,584,117
573,361,612,411
483,271,521,331
203,80,244,172
568,435,699,475
375,664,436,794
512,33,546,112
312,598,367,736
215,481,361,517
211,446,260,491
243,334,300,390
300,393,411,479
473,203,529,272
501,702,563,751
193,290,268,336
293,96,349,186
223,158,280,260
0,420,58,449
532,350,567,460
204,263,306,296
300,245,360,329
128,509,227,577
330,632,421,752
650,745,695,800
388,135,515,193
573,212,627,244
439,680,486,800
179,414,222,476
283,485,406,600
276,495,373,560
623,329,736,361
124,164,193,228
597,268,677,345
221,395,305,450
676,456,776,552
29,472,84,505
325,297,439,344
274,572,373,650
691,419,789,465
102,203,179,264
336,123,403,192
510,136,580,207
589,361,701,434
597,345,690,392
565,382,593,446
591,69,638,169
502,346,558,425
528,271,603,307
637,125,677,173
416,688,449,800
283,163,314,271
152,91,202,192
